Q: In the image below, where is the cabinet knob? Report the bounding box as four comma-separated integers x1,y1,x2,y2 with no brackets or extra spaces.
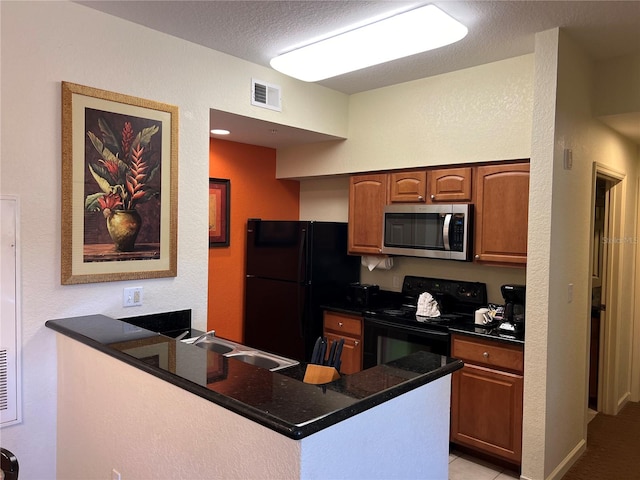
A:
338,322,343,327
418,195,423,201
483,352,489,358
474,254,480,259
354,341,359,346
430,194,435,200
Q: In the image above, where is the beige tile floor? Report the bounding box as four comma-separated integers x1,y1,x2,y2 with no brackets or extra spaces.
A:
449,450,520,480
448,409,597,479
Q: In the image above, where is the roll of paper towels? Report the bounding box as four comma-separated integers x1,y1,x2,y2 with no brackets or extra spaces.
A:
361,255,394,271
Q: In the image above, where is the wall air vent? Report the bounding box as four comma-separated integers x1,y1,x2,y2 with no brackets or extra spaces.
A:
251,79,282,112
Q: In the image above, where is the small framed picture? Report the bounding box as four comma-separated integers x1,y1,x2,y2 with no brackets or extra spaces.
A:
209,178,230,247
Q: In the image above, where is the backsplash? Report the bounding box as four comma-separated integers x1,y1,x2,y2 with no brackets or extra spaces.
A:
359,256,526,305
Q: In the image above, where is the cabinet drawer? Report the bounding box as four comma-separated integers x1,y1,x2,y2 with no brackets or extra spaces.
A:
324,312,362,337
451,334,523,373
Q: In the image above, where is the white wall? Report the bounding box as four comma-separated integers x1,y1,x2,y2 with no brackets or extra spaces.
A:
593,54,640,116
299,176,351,222
360,256,526,304
522,28,639,480
277,54,534,178
0,2,349,478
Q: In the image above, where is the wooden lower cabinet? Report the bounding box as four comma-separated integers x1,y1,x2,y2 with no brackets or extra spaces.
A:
323,311,363,374
450,334,524,465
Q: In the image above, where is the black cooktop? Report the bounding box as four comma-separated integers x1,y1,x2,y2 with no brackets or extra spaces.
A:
364,276,487,330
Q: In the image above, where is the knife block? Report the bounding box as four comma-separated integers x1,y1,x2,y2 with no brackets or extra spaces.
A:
303,364,340,384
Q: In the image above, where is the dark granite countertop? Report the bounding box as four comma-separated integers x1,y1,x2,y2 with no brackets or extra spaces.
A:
448,322,524,345
46,314,462,440
322,304,525,346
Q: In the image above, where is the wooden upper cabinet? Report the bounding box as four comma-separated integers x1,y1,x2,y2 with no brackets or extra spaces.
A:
389,170,427,203
348,174,388,255
474,163,530,265
427,167,472,203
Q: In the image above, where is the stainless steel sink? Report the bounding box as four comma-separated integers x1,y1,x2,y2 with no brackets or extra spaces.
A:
183,332,298,372
226,353,281,370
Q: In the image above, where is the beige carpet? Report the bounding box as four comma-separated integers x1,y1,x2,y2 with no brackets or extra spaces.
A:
562,401,640,480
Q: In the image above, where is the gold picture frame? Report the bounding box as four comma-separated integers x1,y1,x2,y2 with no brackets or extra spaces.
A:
61,82,178,284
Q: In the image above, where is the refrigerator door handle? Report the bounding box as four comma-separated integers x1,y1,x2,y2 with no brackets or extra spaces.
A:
298,227,307,284
298,227,308,344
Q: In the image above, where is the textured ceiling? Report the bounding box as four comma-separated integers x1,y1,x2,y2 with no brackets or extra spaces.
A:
80,1,640,147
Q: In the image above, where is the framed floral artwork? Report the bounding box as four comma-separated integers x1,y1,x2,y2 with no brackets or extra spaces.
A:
61,82,178,284
209,178,230,247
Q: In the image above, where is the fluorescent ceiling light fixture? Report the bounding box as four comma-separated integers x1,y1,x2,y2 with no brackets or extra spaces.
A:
210,129,230,135
270,4,468,82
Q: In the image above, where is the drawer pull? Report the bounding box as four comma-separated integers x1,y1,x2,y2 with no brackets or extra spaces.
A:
354,340,359,346
338,322,343,327
483,352,489,358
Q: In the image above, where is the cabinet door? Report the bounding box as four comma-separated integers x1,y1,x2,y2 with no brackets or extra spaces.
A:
324,311,363,374
451,364,523,464
324,332,362,374
475,163,529,265
389,170,427,203
324,311,362,374
427,167,472,203
348,174,388,255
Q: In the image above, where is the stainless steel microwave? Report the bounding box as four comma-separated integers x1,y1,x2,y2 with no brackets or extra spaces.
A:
381,204,472,260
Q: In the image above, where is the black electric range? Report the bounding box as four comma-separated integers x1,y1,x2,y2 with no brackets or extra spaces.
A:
365,276,487,327
362,276,487,367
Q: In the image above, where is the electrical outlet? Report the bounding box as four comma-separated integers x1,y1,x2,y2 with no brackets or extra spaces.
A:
392,276,401,289
123,287,143,307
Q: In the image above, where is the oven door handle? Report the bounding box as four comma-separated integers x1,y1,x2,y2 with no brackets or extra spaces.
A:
364,317,450,337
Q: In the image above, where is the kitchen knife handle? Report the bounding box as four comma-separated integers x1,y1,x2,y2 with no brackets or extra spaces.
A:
311,336,321,364
318,337,327,365
327,340,337,366
334,338,345,372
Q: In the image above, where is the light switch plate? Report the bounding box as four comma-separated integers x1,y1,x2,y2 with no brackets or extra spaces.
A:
123,287,143,307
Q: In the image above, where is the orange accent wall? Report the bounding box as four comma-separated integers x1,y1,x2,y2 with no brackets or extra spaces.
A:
208,138,300,342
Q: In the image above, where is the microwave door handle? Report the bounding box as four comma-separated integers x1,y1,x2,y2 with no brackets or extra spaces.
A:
443,214,452,251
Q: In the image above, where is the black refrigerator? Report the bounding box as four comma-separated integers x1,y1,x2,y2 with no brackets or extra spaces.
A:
244,219,360,362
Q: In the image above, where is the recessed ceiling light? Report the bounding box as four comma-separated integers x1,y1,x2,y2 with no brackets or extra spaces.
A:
270,4,468,82
210,129,230,135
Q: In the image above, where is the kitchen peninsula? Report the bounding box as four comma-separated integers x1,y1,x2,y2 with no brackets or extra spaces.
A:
46,315,462,480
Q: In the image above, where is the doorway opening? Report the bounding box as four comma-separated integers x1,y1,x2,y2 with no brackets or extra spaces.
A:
589,165,625,415
589,177,608,410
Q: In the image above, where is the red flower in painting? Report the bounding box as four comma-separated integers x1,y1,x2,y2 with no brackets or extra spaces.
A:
85,118,160,213
97,193,123,218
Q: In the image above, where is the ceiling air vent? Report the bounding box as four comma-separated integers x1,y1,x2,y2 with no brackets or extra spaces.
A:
251,79,282,112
